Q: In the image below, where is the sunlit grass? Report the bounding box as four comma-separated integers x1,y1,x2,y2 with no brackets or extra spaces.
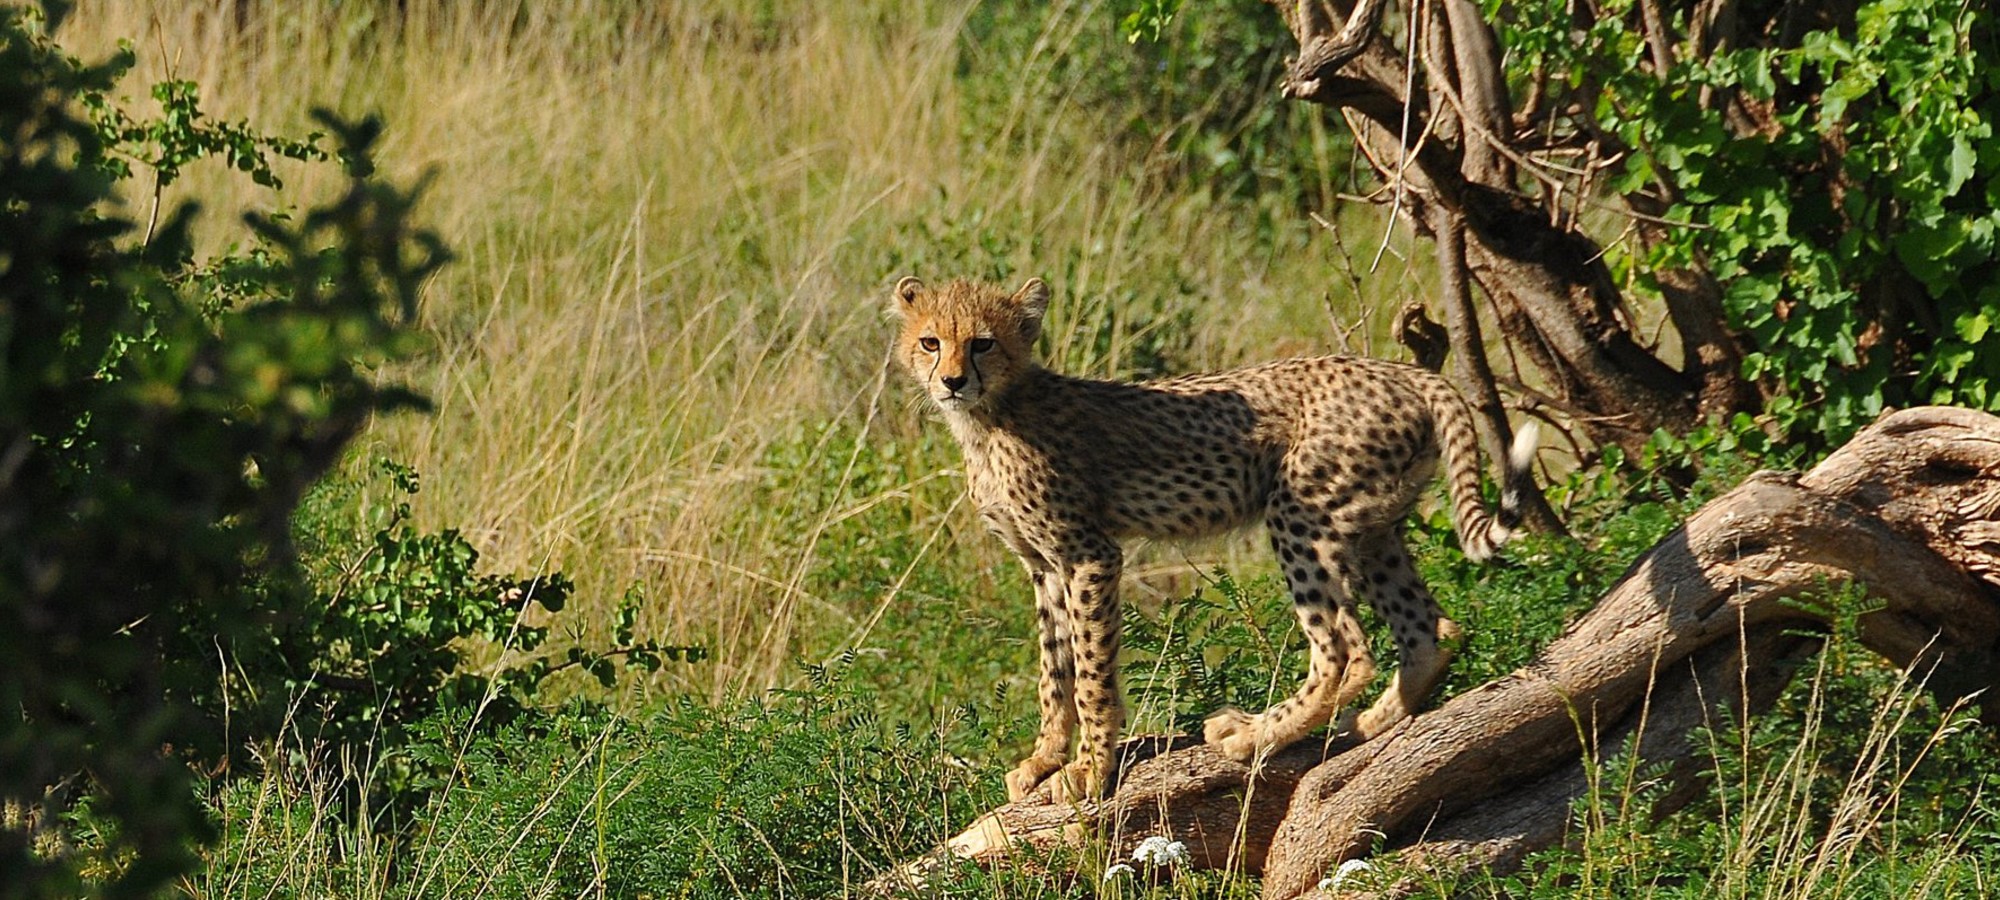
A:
65,0,1423,702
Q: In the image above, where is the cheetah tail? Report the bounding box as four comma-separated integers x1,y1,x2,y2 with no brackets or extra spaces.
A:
1433,387,1540,563
1492,420,1540,546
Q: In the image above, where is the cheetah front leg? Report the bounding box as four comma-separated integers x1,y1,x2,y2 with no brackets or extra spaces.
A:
1049,539,1124,803
1005,568,1079,801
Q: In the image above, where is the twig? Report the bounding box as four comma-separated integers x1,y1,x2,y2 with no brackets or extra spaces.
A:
1372,0,1430,273
1494,374,1639,426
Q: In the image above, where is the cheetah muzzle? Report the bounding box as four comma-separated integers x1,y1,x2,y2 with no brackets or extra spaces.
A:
890,275,1542,803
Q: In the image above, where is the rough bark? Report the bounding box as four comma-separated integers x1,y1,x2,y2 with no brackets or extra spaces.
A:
874,406,2000,898
1436,0,1512,185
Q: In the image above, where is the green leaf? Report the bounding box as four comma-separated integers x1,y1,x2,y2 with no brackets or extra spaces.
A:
1947,135,1979,194
1894,219,1972,290
1957,310,1992,344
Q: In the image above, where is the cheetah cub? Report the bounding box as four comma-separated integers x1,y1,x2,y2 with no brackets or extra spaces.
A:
891,275,1540,802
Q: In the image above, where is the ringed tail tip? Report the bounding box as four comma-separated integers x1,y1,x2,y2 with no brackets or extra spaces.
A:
1508,421,1540,474
1478,421,1541,559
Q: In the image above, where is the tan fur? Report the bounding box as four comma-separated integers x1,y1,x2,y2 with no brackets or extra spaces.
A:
891,276,1537,801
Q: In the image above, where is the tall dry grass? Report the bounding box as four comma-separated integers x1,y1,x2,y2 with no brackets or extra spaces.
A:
62,0,1422,698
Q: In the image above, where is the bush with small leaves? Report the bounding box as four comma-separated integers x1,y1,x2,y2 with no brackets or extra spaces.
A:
0,4,469,894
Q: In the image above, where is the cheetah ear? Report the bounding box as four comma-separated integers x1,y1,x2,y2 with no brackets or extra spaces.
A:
1013,277,1049,342
890,276,924,317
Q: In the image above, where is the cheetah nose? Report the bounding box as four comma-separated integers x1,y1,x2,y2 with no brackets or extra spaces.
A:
941,375,969,392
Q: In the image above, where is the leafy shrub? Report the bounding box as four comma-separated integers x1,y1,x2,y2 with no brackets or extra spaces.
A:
278,458,709,818
1495,0,2000,445
252,462,571,801
0,2,451,892
0,7,690,893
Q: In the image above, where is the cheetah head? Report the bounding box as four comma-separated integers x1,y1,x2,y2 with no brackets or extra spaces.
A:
889,276,1047,413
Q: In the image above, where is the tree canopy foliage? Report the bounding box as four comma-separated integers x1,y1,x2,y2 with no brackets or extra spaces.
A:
1155,0,1998,458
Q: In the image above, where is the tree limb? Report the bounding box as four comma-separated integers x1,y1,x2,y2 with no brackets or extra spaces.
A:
1433,204,1567,535
1277,0,1392,102
1266,0,1707,452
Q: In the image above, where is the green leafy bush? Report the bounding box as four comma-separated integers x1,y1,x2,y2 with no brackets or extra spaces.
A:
0,4,449,893
1499,0,2000,445
0,5,699,893
253,462,576,800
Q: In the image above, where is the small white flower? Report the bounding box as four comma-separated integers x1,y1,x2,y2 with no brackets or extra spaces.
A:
1103,862,1135,881
1316,858,1374,891
1132,834,1189,865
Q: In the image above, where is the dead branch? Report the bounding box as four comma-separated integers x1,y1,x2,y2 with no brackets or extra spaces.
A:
1277,0,1392,102
1432,204,1566,535
1266,0,1717,453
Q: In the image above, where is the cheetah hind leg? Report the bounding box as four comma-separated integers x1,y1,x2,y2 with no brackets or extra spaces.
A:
1202,606,1378,761
1201,661,1377,760
1353,616,1463,738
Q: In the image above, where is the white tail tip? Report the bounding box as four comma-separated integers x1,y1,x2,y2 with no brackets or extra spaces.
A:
1508,421,1540,473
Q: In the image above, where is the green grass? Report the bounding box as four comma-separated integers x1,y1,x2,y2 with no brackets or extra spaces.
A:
186,673,1005,899
168,619,1999,899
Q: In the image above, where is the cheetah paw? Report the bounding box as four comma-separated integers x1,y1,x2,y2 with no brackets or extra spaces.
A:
1004,756,1062,802
1352,706,1407,740
1202,707,1262,762
1050,760,1107,805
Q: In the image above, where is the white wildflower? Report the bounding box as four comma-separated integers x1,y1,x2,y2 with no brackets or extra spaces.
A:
1103,862,1135,881
1316,858,1374,891
1132,834,1190,865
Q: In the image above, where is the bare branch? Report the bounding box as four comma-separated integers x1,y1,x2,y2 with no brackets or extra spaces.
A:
1433,205,1568,535
1275,0,1393,100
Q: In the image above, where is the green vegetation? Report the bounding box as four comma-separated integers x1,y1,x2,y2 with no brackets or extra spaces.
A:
2,0,1996,897
0,1,449,888
1517,0,2000,444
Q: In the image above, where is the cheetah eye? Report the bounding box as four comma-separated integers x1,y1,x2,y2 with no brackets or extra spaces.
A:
969,337,996,353
918,336,940,353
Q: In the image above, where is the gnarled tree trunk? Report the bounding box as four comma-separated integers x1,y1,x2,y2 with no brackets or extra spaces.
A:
873,406,2000,898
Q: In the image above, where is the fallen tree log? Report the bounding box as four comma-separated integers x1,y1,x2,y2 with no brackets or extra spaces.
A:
874,406,2000,898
